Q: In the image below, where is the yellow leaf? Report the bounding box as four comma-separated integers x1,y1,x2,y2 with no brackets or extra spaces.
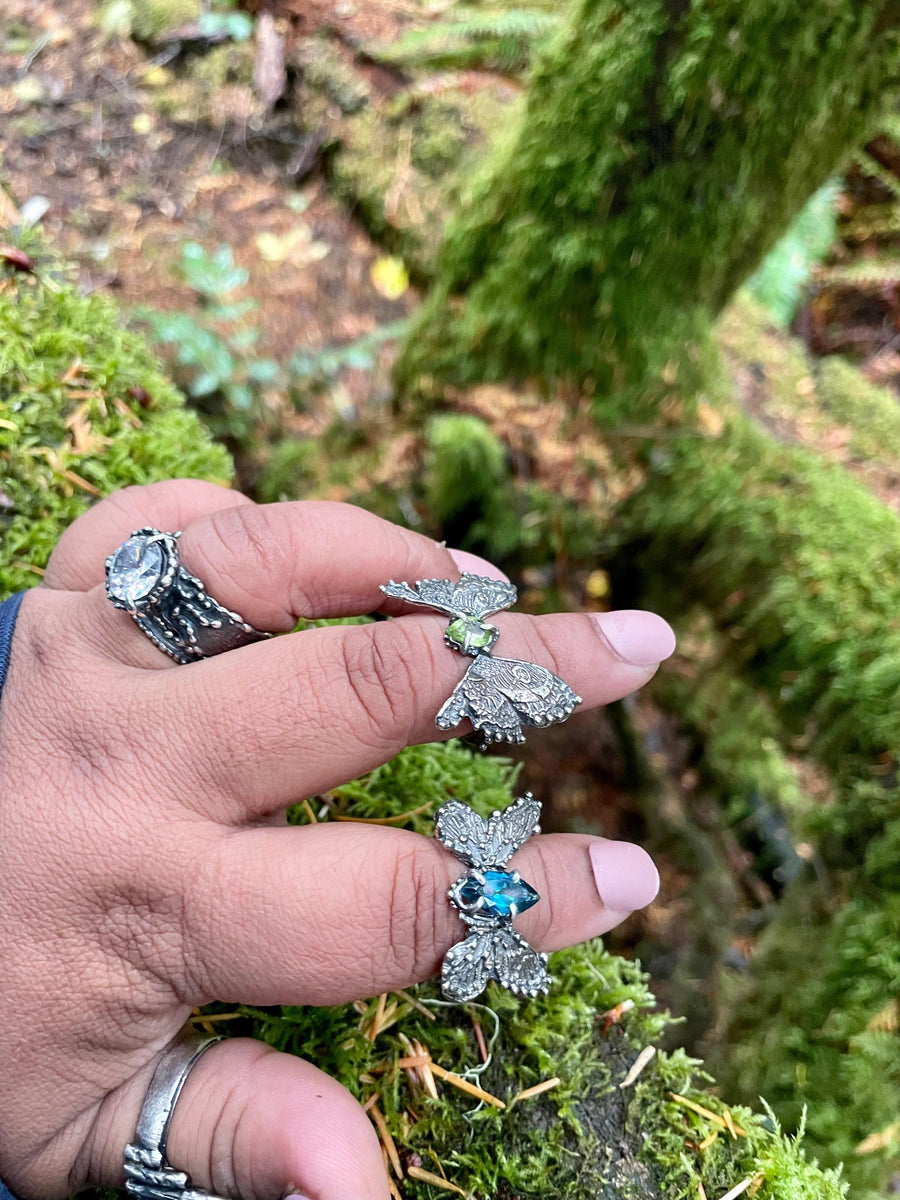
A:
370,256,409,300
255,226,330,266
141,65,172,89
131,113,154,136
586,569,610,600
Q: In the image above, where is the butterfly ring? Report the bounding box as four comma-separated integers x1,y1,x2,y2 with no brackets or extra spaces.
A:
435,794,550,1002
380,573,581,747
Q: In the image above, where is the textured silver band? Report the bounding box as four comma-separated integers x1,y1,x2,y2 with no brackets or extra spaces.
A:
124,1032,232,1200
105,528,271,664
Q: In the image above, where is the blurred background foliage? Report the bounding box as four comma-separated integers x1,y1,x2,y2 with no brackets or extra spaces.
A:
4,0,900,1195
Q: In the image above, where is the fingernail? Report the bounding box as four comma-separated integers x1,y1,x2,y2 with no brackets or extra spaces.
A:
589,840,660,912
591,609,675,667
283,1193,313,1200
447,548,511,583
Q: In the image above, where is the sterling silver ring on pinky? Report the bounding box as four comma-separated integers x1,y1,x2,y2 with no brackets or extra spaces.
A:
124,1030,231,1200
105,528,270,664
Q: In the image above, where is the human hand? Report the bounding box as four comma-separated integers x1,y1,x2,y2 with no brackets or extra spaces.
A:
0,480,672,1200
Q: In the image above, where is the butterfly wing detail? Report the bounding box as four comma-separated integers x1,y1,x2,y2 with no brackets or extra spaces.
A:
435,794,541,868
491,927,551,998
380,573,517,620
441,928,496,1003
483,793,542,863
435,656,582,746
449,573,517,619
435,800,491,867
442,927,550,1002
380,578,462,617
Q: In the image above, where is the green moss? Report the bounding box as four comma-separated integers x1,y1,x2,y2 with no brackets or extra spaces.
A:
719,291,900,482
424,412,521,555
609,386,900,1189
815,355,900,467
311,61,519,272
0,251,231,596
128,0,200,40
185,42,254,91
395,0,900,399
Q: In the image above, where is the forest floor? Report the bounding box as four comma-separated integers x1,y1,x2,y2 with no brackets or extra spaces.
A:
4,0,900,1060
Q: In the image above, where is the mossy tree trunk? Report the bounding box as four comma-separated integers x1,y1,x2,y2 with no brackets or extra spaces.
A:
395,0,900,408
391,5,900,1193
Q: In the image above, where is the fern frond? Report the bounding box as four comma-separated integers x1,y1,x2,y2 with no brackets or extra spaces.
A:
816,256,900,289
366,8,559,72
854,148,900,203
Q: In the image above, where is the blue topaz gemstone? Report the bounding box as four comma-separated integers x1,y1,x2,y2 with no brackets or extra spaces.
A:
456,869,539,919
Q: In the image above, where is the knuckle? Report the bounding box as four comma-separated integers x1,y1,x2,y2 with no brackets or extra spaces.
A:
207,502,288,584
336,630,418,754
385,846,445,982
516,616,567,680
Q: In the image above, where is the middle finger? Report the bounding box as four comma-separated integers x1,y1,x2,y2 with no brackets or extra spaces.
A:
167,607,672,821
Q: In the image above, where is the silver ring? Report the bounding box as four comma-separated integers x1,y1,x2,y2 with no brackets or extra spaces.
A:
105,528,270,664
124,1031,231,1200
380,573,581,746
435,793,550,1002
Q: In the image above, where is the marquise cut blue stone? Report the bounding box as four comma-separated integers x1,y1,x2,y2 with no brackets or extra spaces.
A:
458,869,539,918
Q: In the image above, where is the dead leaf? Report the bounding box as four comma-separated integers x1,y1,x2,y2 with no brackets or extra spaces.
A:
0,245,35,272
255,226,330,266
855,1121,900,1154
0,189,20,230
696,400,725,437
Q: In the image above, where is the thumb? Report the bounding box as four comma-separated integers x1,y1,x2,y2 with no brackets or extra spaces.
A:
161,1038,389,1200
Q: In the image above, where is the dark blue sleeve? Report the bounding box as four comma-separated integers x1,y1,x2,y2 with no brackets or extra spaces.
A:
0,592,26,1200
0,591,26,705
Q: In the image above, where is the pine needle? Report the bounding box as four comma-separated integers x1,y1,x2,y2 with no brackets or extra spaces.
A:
367,993,388,1042
855,1120,900,1154
722,1107,739,1139
333,799,435,824
300,798,318,824
369,1101,402,1179
619,1045,656,1088
407,1166,467,1195
398,1054,433,1069
393,989,438,1019
510,1077,561,1106
719,1178,754,1200
190,1010,244,1023
669,1093,746,1137
472,1014,489,1062
429,1061,506,1109
413,1039,440,1100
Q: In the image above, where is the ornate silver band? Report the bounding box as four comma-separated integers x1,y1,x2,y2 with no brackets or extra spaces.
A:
124,1032,231,1200
105,528,271,664
435,794,551,1002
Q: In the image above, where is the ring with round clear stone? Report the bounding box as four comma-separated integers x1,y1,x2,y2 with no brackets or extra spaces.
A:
105,527,270,664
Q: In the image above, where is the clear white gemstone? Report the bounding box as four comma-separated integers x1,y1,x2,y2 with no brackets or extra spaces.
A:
108,537,165,605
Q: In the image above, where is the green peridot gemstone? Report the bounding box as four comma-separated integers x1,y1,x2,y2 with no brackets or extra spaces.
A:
446,616,494,651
